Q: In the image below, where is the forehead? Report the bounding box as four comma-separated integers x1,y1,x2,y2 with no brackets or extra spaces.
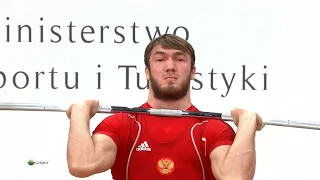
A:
150,45,188,57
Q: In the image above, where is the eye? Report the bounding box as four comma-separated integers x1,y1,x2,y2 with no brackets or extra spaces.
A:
156,59,164,61
177,58,184,61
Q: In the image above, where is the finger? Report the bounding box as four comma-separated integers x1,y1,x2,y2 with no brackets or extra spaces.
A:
231,107,240,125
231,108,247,120
93,99,99,106
89,100,99,111
231,107,238,118
89,100,99,118
256,113,265,131
66,104,73,119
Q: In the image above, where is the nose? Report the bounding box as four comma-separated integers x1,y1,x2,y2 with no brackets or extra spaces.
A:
165,58,176,72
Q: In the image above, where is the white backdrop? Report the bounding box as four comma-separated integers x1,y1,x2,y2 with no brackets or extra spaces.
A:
1,0,320,179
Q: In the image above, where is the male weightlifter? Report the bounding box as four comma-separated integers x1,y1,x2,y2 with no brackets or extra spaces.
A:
66,34,265,180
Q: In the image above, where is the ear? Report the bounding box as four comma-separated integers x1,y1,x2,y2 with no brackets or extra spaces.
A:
190,66,196,80
145,66,150,80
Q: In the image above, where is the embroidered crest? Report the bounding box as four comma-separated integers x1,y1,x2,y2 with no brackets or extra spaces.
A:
156,157,175,175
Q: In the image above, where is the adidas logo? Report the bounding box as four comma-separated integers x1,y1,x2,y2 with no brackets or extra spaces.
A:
136,141,151,151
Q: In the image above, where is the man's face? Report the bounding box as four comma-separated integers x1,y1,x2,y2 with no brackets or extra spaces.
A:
145,45,196,101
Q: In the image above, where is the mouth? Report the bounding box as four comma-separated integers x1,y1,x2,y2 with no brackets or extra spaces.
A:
164,77,178,80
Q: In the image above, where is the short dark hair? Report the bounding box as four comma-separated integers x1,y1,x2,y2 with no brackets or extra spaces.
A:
144,34,195,68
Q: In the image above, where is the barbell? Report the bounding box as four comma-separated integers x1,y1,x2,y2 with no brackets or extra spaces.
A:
0,102,319,130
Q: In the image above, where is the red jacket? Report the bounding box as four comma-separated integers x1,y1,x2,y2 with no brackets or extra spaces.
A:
93,102,235,180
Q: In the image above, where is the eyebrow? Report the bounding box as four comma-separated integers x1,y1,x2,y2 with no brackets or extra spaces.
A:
153,51,165,56
152,51,186,57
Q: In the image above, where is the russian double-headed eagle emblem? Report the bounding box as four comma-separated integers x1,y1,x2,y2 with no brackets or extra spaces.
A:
157,157,175,175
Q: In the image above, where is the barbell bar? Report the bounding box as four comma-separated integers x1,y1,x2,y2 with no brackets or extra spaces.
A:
0,102,320,130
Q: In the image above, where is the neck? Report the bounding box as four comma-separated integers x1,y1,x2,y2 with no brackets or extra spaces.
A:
147,91,192,110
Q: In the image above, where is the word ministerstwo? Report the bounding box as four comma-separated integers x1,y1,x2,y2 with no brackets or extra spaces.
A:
2,17,190,43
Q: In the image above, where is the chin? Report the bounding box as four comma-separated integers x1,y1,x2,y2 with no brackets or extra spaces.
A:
162,84,179,89
162,86,181,93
